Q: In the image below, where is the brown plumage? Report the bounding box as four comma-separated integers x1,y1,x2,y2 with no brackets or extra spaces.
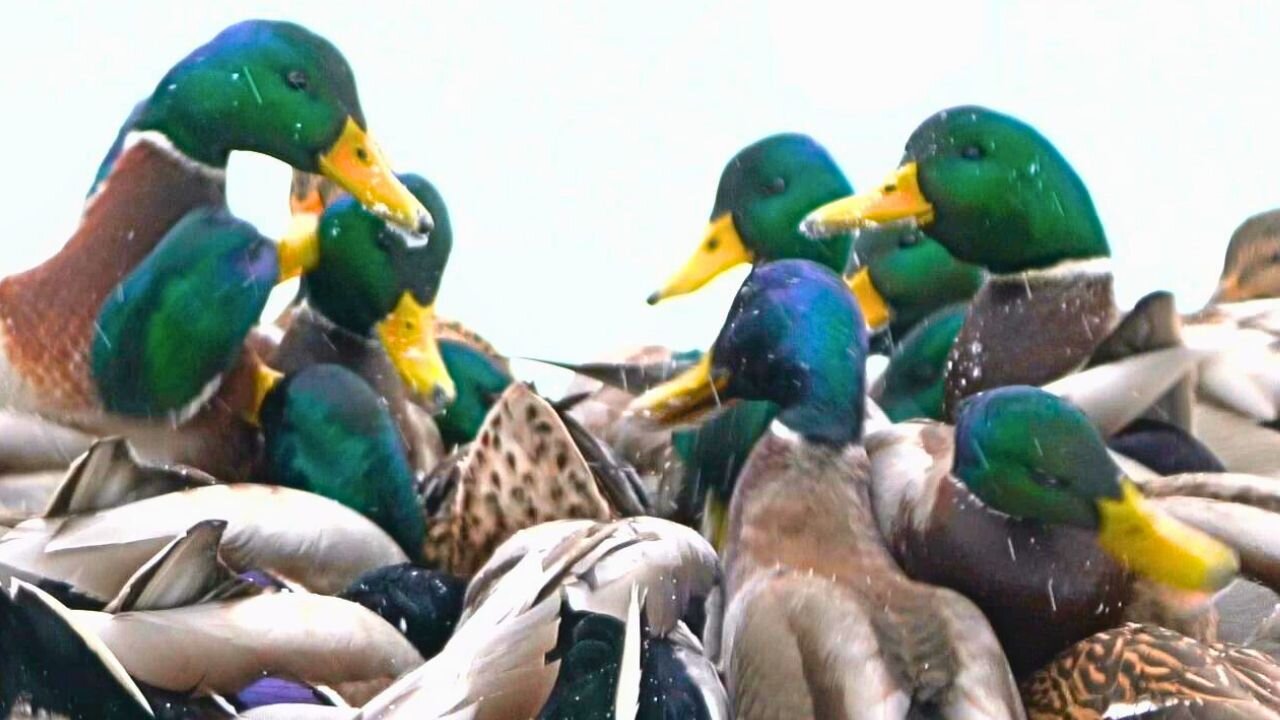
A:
1024,623,1280,719
944,269,1116,419
0,135,225,416
1213,209,1280,303
721,429,1023,719
422,383,618,575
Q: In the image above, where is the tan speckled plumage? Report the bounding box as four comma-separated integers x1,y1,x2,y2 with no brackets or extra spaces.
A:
1024,623,1280,719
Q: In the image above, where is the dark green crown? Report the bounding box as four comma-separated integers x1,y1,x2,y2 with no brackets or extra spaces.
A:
305,173,452,336
952,386,1122,528
712,259,867,445
435,339,513,448
907,106,1109,273
135,20,363,169
714,133,854,271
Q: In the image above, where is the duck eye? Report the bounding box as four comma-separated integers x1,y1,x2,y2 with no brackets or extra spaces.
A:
898,230,920,249
286,70,310,91
1029,470,1066,490
960,144,984,161
764,177,787,195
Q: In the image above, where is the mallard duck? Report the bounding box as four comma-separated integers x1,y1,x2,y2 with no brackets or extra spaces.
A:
273,170,516,461
867,385,1246,676
802,106,1130,420
645,133,854,304
274,172,456,409
632,259,1024,719
0,20,431,478
264,172,459,475
1023,621,1280,719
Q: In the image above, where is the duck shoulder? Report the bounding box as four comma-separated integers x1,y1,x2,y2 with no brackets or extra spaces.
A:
944,266,1116,419
0,133,226,417
721,429,1022,719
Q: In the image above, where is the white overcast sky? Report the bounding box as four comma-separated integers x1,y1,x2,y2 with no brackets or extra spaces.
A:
2,2,1276,392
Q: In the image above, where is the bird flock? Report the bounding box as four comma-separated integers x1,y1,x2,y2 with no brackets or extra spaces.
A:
2,17,1280,720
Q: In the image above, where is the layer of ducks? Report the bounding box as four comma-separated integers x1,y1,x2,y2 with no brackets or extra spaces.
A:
3,19,1280,720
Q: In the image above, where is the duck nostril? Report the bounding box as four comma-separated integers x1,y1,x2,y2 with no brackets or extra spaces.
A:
356,147,369,163
883,184,898,193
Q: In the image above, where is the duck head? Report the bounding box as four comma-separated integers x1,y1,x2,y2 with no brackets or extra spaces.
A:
135,20,430,232
952,386,1237,592
851,221,983,335
804,106,1109,275
635,259,867,447
1212,209,1280,302
647,134,854,303
286,173,456,407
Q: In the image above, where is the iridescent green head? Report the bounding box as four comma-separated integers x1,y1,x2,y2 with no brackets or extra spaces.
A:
260,364,426,558
952,386,1120,529
306,174,451,333
301,173,456,405
132,20,429,231
635,259,867,446
648,134,854,303
804,106,1109,274
852,222,982,339
951,386,1239,592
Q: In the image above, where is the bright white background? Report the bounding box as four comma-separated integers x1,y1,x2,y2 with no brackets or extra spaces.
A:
2,2,1276,392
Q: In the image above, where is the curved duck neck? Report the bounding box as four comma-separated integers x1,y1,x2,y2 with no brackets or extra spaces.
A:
0,132,227,409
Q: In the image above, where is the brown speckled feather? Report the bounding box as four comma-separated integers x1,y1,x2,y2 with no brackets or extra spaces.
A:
722,429,1023,719
425,383,614,575
0,136,225,415
944,271,1116,419
1024,623,1280,719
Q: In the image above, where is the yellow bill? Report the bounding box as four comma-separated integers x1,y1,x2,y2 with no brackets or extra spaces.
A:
1097,480,1238,592
276,213,320,283
244,362,284,427
802,162,935,238
647,214,752,305
628,353,728,426
377,292,456,409
846,267,891,332
318,117,433,234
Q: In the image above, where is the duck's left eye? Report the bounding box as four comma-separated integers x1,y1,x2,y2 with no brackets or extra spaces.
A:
764,177,787,195
898,230,921,249
960,144,984,161
286,70,310,91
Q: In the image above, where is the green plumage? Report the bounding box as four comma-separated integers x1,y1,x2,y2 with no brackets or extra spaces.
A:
712,133,854,272
260,364,426,557
672,400,778,522
91,209,277,417
952,386,1123,529
304,173,452,335
878,304,968,422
